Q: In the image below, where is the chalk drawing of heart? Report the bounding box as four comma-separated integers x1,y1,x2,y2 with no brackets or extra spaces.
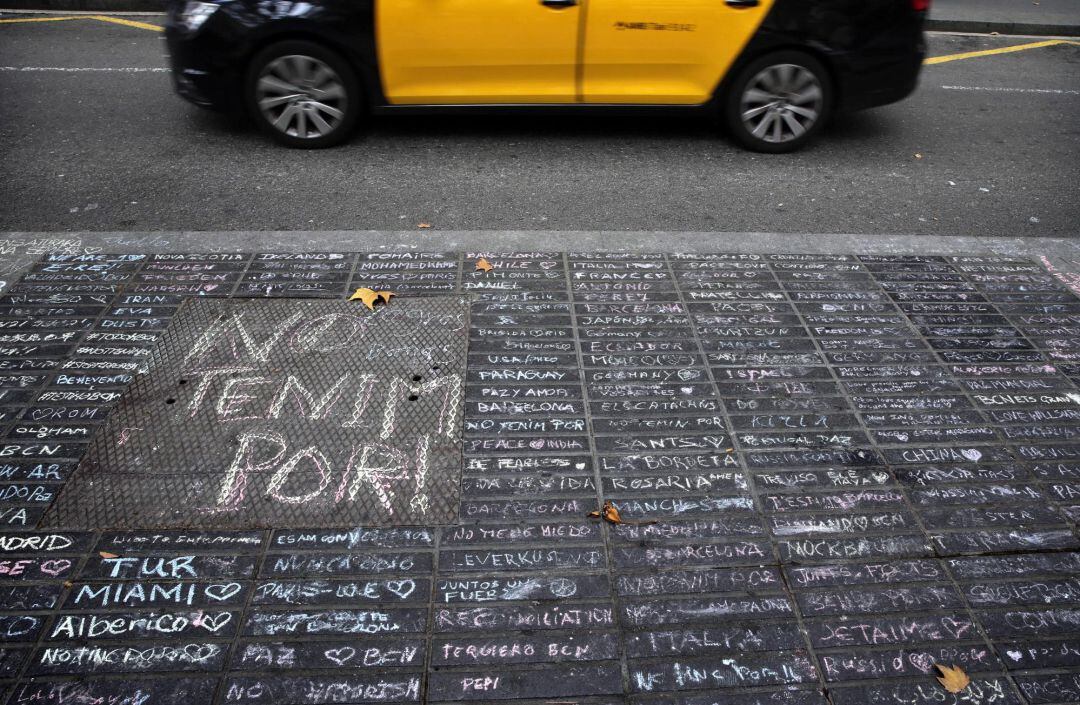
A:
907,652,935,673
529,439,545,450
961,449,983,462
548,578,577,599
942,617,971,640
680,387,694,395
539,261,558,270
39,559,72,577
197,612,233,633
185,644,220,663
1006,650,1023,662
205,583,242,602
386,580,416,599
325,647,356,666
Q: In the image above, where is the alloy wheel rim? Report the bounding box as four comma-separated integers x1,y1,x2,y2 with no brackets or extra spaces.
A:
740,63,823,144
257,54,347,139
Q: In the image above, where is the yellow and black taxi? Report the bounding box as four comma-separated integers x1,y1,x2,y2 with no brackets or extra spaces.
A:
165,0,929,152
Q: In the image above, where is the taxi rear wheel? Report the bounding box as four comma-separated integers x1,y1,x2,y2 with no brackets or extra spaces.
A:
245,40,361,149
724,51,832,153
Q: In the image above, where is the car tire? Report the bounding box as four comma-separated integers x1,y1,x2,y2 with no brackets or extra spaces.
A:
723,50,832,153
245,40,361,149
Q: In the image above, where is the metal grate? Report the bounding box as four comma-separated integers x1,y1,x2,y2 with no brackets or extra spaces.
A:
41,297,469,529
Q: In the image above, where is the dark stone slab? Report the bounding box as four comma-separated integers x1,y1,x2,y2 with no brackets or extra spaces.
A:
28,642,228,674
261,551,432,577
828,677,1022,705
432,633,618,665
251,578,428,605
223,675,420,703
784,560,946,588
621,595,793,626
628,652,816,693
46,610,238,640
616,567,782,596
10,678,218,705
428,663,621,701
819,644,1001,682
805,613,977,647
436,574,608,603
1015,672,1080,705
242,608,428,636
64,580,249,609
230,639,424,670
434,604,615,632
795,584,962,615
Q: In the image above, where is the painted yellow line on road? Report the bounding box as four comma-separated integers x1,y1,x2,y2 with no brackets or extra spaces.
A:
0,14,160,31
926,39,1080,65
88,14,162,32
0,15,80,23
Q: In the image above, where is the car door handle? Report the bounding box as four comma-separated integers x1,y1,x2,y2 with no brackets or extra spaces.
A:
541,0,578,7
725,0,760,6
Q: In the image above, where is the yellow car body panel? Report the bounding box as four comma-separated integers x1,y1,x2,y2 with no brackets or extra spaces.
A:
376,0,581,104
377,0,774,106
581,0,775,104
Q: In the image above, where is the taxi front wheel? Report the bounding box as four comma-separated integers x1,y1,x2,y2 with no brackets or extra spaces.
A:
724,51,832,153
245,40,362,149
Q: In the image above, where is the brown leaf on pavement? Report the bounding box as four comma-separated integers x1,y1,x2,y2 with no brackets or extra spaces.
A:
935,664,971,694
476,258,494,272
418,223,432,229
99,551,118,559
349,288,396,311
588,500,658,526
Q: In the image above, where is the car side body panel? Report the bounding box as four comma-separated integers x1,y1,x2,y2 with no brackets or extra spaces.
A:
581,0,775,104
377,0,580,104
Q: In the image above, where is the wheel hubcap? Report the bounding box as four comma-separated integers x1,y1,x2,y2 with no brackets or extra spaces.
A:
257,55,347,139
740,63,823,144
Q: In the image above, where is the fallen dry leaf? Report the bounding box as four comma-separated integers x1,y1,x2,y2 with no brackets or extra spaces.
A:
935,664,970,694
349,287,396,311
63,580,73,588
589,500,658,526
99,551,118,559
476,258,494,272
418,223,432,229
914,153,923,159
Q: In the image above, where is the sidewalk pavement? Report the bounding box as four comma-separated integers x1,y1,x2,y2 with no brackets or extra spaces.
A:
0,232,1079,704
930,0,1080,35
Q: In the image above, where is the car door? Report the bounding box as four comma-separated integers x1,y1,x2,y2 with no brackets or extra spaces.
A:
582,0,775,104
376,0,581,104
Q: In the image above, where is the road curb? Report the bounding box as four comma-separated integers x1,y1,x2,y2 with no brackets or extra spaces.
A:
926,18,1080,36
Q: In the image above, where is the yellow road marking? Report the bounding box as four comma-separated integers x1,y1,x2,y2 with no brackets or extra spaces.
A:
0,15,81,23
926,38,1080,65
0,14,161,31
87,14,162,32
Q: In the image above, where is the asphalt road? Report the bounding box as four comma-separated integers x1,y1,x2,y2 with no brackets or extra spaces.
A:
0,18,1078,236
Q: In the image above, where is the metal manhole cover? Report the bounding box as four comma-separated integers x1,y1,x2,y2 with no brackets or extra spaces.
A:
41,297,469,529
